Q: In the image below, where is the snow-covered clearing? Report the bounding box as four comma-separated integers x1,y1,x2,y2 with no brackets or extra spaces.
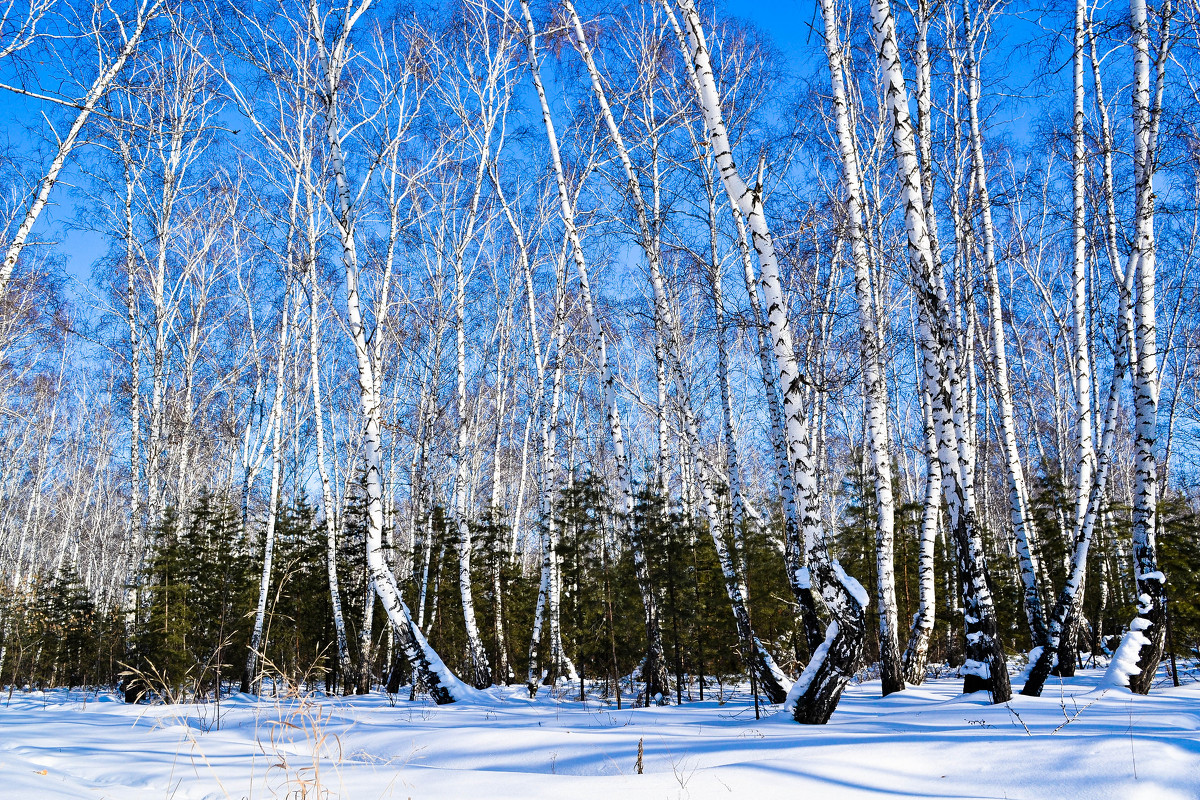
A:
1,669,1197,799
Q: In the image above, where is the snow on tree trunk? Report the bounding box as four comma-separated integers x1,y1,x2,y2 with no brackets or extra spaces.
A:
671,0,868,721
864,0,1011,702
1104,0,1170,695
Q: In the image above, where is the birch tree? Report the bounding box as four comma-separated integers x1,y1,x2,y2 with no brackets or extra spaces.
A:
1104,0,1173,695
306,0,473,703
518,0,670,701
671,0,871,723
0,0,166,296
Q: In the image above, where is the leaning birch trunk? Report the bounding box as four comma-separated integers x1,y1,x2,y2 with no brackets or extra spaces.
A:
731,204,824,653
306,256,351,692
672,0,868,723
709,182,746,572
962,0,1047,648
707,166,793,705
566,0,787,703
1104,0,1170,694
0,0,165,296
864,0,1010,702
244,288,292,693
817,0,903,695
312,0,472,703
519,0,669,701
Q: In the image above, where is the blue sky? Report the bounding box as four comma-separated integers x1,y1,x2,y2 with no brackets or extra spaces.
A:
1,0,1066,298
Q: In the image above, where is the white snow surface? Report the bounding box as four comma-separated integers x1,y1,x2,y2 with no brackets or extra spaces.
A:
1,668,1198,799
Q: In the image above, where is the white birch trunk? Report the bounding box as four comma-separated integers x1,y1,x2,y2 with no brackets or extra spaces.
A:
730,203,824,652
962,2,1047,647
863,0,1011,701
244,288,292,693
817,0,903,695
1105,0,1170,694
672,0,869,722
0,0,165,295
520,0,669,700
312,0,472,703
568,0,787,703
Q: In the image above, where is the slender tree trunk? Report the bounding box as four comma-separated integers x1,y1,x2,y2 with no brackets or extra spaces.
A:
864,0,1010,701
568,0,786,702
452,252,491,688
730,204,823,653
519,0,669,700
962,0,1047,648
526,252,573,694
817,0,903,695
244,289,292,693
312,1,471,702
903,379,941,683
306,257,352,692
0,0,165,295
1105,0,1171,694
672,0,869,722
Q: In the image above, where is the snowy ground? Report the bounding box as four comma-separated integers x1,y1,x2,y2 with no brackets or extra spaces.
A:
1,668,1198,799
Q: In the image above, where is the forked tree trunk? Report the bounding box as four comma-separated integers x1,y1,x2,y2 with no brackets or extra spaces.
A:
672,0,868,722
